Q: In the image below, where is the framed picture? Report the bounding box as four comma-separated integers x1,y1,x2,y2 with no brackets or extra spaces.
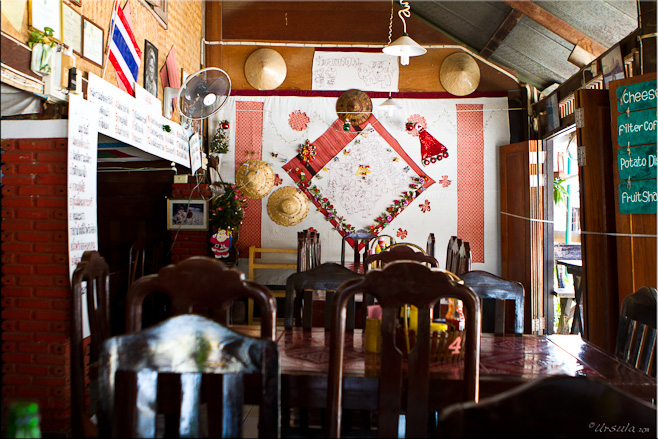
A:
82,18,104,67
62,3,82,55
29,0,62,42
601,45,625,90
167,199,208,230
144,40,158,97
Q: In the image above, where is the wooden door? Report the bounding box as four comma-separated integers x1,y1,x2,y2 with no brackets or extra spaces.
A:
574,89,619,352
608,73,657,306
500,141,546,334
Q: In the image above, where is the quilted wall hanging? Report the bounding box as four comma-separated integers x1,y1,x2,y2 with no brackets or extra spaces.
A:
209,92,510,280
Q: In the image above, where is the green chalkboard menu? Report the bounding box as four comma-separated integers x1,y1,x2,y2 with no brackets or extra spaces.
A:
614,78,657,215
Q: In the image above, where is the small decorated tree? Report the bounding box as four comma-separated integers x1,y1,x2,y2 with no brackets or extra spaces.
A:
209,120,230,154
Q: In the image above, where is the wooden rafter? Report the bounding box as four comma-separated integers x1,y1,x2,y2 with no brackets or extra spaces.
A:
480,9,523,59
502,1,607,56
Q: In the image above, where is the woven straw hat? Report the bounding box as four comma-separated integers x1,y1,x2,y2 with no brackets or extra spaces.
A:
439,53,481,96
267,186,309,227
236,159,275,199
336,89,372,127
244,48,287,90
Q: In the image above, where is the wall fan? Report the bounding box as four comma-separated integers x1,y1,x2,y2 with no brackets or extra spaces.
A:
163,67,232,120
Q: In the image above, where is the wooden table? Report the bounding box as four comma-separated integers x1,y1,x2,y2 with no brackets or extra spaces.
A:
251,327,656,412
556,259,583,334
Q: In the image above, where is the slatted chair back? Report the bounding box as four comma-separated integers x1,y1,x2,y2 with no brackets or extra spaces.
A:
128,239,165,286
297,229,321,273
284,262,364,329
97,314,279,438
364,242,438,273
427,233,436,258
70,251,111,439
459,270,524,335
340,229,377,271
616,286,657,377
125,256,276,340
436,375,657,438
446,236,472,275
327,261,481,438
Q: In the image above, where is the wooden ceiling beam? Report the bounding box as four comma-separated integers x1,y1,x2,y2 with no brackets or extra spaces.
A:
480,9,523,59
502,1,607,56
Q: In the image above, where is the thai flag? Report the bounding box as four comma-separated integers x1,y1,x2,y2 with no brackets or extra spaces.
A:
108,0,141,95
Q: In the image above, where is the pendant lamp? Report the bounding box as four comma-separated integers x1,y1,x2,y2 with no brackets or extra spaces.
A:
383,1,426,65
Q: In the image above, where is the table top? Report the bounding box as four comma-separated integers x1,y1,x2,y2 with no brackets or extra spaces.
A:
234,325,656,403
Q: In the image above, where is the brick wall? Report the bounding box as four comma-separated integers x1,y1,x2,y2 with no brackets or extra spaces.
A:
169,181,213,263
1,138,71,436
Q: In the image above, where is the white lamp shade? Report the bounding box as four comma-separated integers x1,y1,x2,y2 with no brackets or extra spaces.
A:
379,97,402,111
383,34,427,59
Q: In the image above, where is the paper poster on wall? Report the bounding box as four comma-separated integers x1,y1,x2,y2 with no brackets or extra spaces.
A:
312,51,399,92
87,73,190,167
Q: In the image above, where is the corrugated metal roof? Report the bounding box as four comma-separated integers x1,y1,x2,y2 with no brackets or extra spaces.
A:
410,0,638,90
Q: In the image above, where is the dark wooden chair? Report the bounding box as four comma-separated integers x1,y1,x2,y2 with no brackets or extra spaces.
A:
436,375,657,438
459,270,524,335
125,256,276,339
284,262,364,329
426,233,436,258
70,251,111,439
297,229,321,273
340,229,377,271
327,261,481,438
616,286,657,377
445,236,471,275
127,239,165,286
364,242,438,273
97,314,279,438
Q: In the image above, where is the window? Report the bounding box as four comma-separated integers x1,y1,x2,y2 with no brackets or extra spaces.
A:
140,0,167,28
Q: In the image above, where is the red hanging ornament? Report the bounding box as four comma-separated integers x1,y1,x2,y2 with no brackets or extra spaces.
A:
415,123,449,166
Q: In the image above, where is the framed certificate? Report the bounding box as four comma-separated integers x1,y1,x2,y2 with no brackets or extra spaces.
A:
82,18,104,67
29,0,62,42
62,3,82,55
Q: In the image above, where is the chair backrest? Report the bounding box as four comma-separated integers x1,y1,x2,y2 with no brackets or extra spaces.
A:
97,314,279,438
364,243,438,273
436,375,657,438
70,251,111,439
459,270,524,335
128,239,165,286
340,229,377,269
327,261,481,438
297,229,321,273
284,262,364,329
615,286,657,377
125,256,277,340
446,236,471,275
426,233,436,258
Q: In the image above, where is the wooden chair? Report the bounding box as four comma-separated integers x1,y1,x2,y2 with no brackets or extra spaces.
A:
426,233,436,258
127,239,165,286
340,229,377,271
327,261,481,438
459,270,524,335
436,375,657,438
97,314,279,438
445,236,471,275
297,229,321,273
615,286,657,377
284,262,364,329
364,242,438,273
125,256,277,339
70,251,111,439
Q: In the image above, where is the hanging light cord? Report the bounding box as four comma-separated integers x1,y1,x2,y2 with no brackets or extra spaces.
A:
388,0,394,46
398,0,411,34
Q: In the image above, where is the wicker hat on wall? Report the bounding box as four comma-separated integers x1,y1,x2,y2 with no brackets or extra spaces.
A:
244,48,287,90
267,186,310,227
439,52,481,96
236,159,275,199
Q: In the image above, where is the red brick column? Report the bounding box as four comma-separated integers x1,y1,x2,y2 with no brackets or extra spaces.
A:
169,181,213,263
1,138,71,436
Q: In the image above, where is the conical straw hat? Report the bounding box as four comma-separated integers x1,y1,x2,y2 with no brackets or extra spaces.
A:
267,186,310,227
236,159,275,199
439,53,481,96
244,48,287,90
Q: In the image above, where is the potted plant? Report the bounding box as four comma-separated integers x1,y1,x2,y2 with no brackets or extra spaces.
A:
208,182,246,263
28,27,57,75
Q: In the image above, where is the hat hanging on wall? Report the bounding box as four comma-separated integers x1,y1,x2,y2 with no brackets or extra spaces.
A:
236,159,275,199
267,186,310,227
244,48,287,90
336,89,372,128
439,53,481,96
